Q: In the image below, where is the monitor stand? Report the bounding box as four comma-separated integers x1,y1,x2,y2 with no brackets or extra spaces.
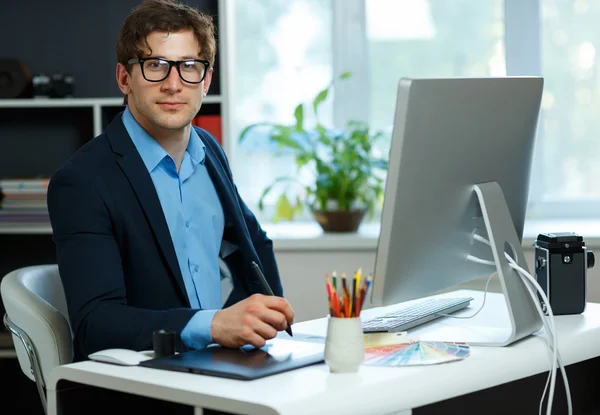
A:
423,182,543,347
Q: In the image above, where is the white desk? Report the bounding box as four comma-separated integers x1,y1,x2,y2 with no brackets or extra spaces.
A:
46,290,600,415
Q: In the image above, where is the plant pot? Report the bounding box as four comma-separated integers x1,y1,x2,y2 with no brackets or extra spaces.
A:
311,209,366,233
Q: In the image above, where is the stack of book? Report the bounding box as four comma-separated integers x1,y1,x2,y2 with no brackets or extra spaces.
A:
0,178,50,226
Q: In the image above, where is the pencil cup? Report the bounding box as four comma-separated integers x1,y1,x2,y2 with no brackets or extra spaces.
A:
324,317,364,373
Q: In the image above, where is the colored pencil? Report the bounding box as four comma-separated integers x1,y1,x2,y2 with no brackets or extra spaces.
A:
351,272,357,317
359,274,373,315
327,269,373,318
341,273,349,317
325,274,334,316
332,271,337,293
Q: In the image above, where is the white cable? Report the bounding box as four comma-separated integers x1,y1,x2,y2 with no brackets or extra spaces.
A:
520,276,554,415
468,234,571,415
517,269,563,415
435,272,495,319
524,276,571,415
462,256,561,412
473,233,491,246
466,254,495,266
503,255,557,414
504,253,572,415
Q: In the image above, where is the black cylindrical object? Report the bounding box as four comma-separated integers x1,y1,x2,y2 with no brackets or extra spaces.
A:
0,59,33,98
153,329,175,358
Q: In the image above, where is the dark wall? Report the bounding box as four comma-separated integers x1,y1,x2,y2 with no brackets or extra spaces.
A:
0,0,220,97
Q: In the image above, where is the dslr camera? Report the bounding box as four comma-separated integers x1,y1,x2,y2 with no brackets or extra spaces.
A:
534,232,595,315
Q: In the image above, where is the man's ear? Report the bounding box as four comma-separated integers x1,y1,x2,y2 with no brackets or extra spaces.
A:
116,63,132,96
203,68,213,96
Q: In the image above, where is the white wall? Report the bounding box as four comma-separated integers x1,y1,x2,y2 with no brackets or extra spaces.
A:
275,246,600,323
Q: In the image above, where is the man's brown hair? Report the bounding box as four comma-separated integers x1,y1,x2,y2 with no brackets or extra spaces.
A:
117,0,217,68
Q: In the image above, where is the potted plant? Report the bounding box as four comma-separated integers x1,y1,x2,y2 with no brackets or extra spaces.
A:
238,72,389,233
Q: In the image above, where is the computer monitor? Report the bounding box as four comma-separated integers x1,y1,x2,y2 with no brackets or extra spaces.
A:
370,77,545,346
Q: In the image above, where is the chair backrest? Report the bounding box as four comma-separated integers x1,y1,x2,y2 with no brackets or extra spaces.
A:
0,265,73,384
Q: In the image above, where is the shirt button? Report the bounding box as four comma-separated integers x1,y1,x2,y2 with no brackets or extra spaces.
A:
185,221,190,228
194,265,199,273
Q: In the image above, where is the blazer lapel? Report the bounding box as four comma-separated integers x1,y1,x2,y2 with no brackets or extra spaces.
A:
106,115,190,307
203,142,238,235
203,140,259,292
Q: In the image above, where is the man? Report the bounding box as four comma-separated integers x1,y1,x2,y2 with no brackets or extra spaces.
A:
47,0,294,362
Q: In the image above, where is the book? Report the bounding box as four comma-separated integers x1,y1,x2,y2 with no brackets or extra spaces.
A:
193,115,222,145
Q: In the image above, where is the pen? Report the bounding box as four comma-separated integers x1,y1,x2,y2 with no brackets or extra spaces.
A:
351,272,357,317
251,261,293,337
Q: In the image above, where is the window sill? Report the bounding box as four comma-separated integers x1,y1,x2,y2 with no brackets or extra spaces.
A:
262,222,380,252
263,219,600,251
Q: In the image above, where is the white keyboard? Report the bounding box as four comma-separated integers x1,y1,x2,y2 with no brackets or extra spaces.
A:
362,297,474,333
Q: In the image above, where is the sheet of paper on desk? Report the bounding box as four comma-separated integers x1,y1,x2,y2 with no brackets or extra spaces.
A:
243,337,325,360
363,341,470,366
363,332,410,347
285,331,411,347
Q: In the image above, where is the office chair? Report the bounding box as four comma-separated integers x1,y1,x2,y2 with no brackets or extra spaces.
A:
1,260,233,413
1,264,72,414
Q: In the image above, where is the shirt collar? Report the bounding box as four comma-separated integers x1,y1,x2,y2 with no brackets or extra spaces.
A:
187,125,206,166
121,106,206,172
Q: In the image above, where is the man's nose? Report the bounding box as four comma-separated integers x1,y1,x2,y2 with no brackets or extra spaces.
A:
161,65,183,92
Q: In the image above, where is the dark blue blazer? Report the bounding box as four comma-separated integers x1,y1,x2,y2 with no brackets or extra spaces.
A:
47,113,283,361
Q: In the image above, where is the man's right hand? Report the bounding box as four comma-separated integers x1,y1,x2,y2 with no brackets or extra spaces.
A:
210,294,295,348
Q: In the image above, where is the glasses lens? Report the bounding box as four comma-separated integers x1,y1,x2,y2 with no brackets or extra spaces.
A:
142,59,170,81
178,60,205,83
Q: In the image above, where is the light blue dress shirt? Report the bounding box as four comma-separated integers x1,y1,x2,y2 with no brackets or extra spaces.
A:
122,107,224,349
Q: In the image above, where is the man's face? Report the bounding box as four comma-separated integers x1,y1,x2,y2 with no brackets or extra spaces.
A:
117,30,212,135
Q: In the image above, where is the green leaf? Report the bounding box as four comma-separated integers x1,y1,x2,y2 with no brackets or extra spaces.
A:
339,71,352,80
294,195,304,215
275,194,295,221
257,176,299,210
294,104,304,131
257,182,276,211
296,152,314,169
238,122,273,143
272,211,281,224
312,88,329,115
238,123,258,143
316,124,332,146
270,126,305,152
316,123,326,136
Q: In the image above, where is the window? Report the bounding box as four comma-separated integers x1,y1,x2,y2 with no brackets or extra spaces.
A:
365,0,505,132
229,0,333,221
362,0,505,213
228,0,600,224
528,0,600,218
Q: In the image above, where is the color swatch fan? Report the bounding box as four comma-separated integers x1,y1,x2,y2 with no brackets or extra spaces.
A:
363,341,470,366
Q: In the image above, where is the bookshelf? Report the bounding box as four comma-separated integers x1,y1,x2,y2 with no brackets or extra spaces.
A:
0,1,232,412
0,94,225,233
0,95,223,135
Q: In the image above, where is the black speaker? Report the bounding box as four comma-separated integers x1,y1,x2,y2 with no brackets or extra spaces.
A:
0,59,33,98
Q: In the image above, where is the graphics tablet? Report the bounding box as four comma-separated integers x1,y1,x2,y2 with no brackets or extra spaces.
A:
139,338,325,380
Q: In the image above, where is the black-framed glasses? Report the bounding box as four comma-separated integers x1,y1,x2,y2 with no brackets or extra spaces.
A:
127,58,210,84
